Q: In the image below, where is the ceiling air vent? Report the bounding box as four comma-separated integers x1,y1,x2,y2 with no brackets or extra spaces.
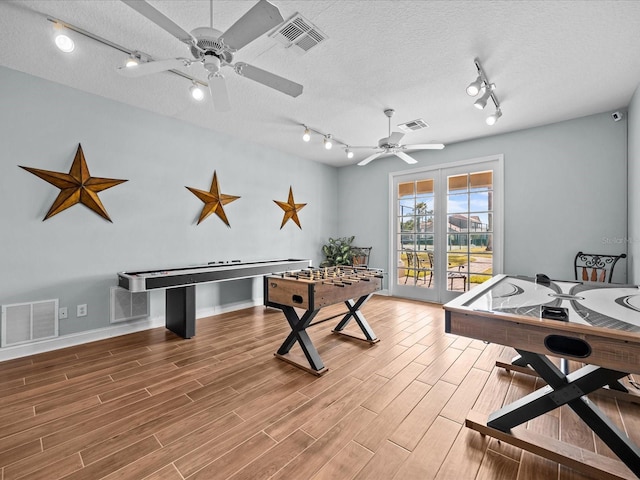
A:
397,119,430,133
270,13,328,54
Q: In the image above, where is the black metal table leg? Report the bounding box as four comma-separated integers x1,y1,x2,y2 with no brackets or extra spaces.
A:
488,349,640,477
165,285,196,338
332,294,378,343
276,306,324,372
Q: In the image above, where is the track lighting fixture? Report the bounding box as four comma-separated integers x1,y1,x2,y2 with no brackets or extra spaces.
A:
302,127,311,142
466,75,482,96
486,108,502,126
299,124,354,158
467,58,503,125
46,16,208,103
125,57,138,67
473,85,494,110
190,82,205,101
52,21,75,52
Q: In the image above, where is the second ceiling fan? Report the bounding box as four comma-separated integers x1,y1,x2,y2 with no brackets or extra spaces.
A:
118,0,303,111
354,109,445,166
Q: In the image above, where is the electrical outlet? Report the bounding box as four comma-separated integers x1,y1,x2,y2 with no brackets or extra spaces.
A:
77,304,87,317
59,307,68,319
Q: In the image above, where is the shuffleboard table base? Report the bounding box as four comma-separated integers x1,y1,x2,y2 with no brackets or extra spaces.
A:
465,410,635,480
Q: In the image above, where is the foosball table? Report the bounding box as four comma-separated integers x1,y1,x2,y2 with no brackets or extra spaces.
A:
264,266,384,375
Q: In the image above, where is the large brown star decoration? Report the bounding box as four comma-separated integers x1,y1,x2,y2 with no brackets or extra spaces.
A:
20,144,128,222
274,186,306,229
186,170,240,227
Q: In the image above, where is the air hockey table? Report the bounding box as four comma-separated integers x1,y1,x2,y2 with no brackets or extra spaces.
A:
444,274,640,479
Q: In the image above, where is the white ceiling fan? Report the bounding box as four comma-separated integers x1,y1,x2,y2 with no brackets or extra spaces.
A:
118,0,303,111
353,109,445,166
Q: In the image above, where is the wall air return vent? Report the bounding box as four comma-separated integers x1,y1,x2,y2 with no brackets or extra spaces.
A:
270,13,327,54
110,286,149,324
1,299,59,347
397,119,430,132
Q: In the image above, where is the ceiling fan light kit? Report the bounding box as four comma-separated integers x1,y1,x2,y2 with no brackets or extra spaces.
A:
466,57,502,125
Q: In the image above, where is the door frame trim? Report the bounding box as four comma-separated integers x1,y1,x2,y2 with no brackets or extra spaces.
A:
388,154,504,302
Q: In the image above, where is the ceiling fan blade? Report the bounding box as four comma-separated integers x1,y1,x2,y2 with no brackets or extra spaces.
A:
395,151,418,164
121,0,196,45
387,131,405,145
406,143,446,150
208,75,231,112
234,62,303,97
220,0,284,51
357,152,383,166
116,58,186,77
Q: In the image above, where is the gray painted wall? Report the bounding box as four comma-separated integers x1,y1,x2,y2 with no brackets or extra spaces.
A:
338,111,628,283
0,64,634,352
0,66,338,345
628,84,640,283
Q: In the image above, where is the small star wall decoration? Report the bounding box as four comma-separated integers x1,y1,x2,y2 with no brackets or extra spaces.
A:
19,143,127,222
274,186,306,229
186,170,240,226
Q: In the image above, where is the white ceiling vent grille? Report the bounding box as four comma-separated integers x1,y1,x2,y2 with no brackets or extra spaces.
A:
270,13,328,54
110,287,149,324
397,119,430,132
1,299,58,347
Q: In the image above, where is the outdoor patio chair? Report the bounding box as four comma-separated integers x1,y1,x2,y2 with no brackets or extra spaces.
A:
403,249,431,285
573,251,626,283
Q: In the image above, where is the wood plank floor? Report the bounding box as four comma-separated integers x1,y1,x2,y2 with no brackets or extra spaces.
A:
1,295,639,479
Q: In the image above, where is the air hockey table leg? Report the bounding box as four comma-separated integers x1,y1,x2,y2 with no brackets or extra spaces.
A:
488,349,640,477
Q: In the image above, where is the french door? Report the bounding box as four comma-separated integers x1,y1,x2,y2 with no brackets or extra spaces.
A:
390,155,503,303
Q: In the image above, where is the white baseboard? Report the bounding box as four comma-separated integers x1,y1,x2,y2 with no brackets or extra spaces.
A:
0,315,165,362
0,294,384,362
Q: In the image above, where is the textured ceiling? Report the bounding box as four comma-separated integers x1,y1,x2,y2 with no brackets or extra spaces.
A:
1,0,640,167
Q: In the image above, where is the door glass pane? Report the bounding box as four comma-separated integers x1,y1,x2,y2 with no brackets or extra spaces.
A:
447,193,468,213
397,177,434,289
447,170,494,292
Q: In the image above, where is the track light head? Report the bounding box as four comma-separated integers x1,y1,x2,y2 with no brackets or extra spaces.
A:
54,33,75,53
345,148,354,159
473,85,493,110
486,108,502,126
302,127,311,142
190,83,205,101
466,75,482,96
324,135,333,150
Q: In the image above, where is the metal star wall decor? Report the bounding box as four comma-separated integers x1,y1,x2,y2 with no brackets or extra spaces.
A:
186,170,240,226
274,186,306,229
19,143,128,222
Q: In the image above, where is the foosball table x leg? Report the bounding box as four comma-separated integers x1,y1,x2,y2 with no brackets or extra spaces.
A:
332,294,379,344
275,306,327,375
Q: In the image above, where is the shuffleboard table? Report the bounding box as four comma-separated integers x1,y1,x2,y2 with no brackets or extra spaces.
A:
118,258,311,338
444,274,640,479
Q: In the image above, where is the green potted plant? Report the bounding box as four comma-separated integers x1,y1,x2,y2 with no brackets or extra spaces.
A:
320,236,355,267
